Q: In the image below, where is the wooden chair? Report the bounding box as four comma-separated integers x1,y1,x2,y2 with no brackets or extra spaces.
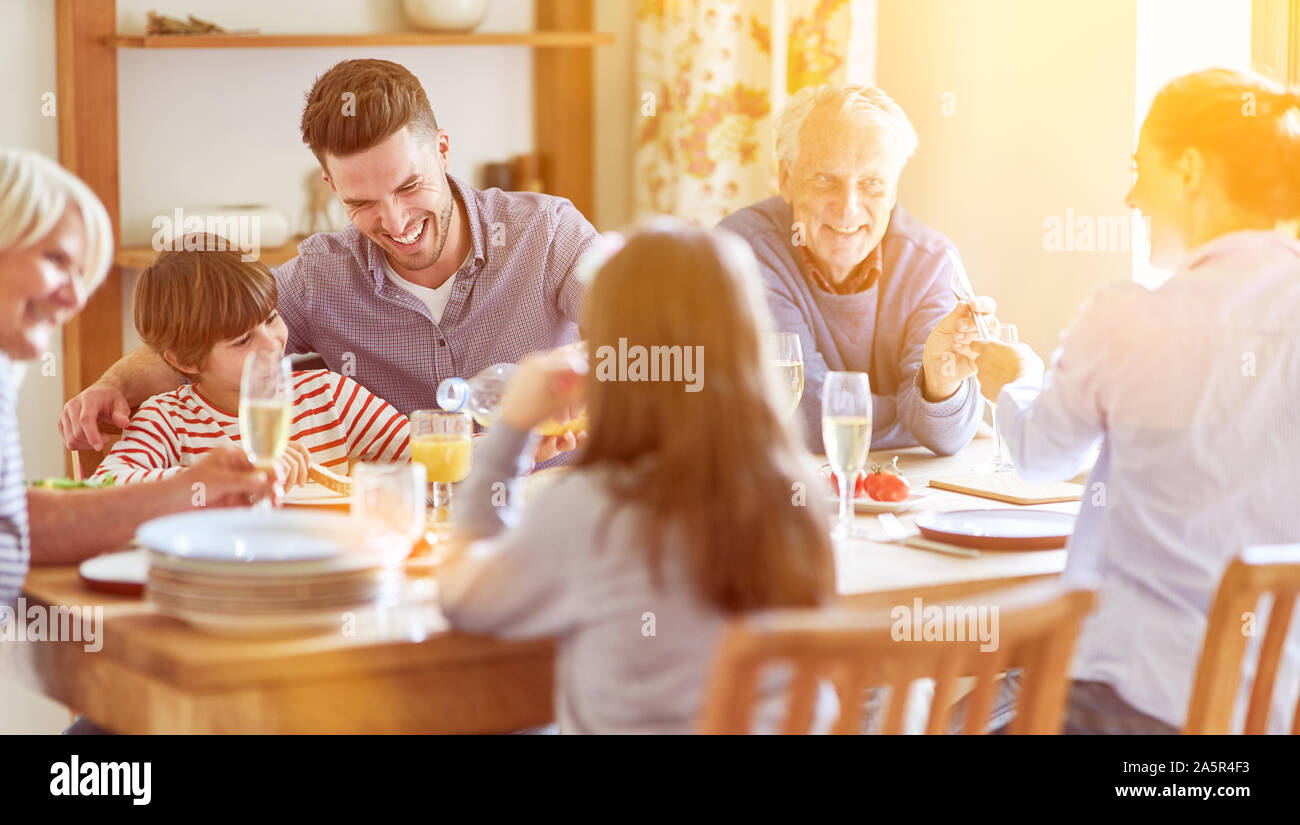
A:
698,582,1095,734
1184,545,1300,734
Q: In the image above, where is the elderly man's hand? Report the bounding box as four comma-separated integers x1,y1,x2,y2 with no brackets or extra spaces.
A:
920,297,998,401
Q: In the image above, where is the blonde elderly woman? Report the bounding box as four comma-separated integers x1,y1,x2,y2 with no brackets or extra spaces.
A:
719,84,996,455
0,149,273,610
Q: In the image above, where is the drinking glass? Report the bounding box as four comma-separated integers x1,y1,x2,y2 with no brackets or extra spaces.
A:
764,333,805,419
990,324,1019,472
239,351,292,510
410,410,473,521
822,371,872,540
351,462,427,559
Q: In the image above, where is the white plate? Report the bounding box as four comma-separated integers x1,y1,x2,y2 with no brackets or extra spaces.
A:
825,492,933,514
282,481,349,507
137,509,406,574
914,509,1075,550
79,548,148,596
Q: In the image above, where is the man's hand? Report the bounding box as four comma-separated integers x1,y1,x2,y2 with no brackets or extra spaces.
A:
970,340,1042,403
921,297,998,402
181,447,277,508
58,382,132,451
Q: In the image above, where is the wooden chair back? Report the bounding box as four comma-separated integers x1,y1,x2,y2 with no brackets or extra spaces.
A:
699,582,1095,734
69,424,123,480
1184,545,1300,734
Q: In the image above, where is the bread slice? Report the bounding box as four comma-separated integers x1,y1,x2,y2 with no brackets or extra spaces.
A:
308,463,352,496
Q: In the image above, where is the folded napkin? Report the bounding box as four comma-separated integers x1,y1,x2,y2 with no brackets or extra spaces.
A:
928,473,1082,505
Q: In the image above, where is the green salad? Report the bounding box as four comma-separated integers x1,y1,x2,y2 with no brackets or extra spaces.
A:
28,475,116,490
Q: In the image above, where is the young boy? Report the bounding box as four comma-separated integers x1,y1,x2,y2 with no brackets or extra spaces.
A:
93,240,409,487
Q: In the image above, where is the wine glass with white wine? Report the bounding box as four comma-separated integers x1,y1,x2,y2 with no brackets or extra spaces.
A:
765,332,805,419
239,351,292,510
990,323,1019,472
822,371,872,540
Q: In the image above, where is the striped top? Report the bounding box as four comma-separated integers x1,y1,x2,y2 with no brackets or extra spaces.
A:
0,353,29,607
92,369,410,484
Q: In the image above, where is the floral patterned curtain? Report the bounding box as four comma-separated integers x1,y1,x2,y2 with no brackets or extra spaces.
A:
635,0,876,226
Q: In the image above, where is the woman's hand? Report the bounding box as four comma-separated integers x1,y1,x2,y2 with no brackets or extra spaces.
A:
182,447,277,508
969,340,1042,402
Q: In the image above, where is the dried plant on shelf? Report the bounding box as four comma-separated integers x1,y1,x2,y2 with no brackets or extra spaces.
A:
145,11,258,36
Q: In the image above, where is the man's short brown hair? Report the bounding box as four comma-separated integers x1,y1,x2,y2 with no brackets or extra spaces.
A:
134,239,278,375
300,59,439,171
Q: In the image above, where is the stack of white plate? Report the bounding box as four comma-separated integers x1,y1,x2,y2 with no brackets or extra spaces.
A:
136,510,409,636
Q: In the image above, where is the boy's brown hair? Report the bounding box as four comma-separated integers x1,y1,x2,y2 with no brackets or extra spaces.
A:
300,59,439,171
134,239,278,376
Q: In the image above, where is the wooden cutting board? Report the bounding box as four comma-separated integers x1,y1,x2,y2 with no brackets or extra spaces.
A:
928,473,1083,505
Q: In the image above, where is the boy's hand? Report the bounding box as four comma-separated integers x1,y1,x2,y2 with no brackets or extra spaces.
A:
276,441,311,491
58,382,133,451
182,447,276,508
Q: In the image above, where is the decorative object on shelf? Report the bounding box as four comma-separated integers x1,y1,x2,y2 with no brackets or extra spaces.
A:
145,10,258,36
303,170,345,236
481,162,513,191
401,0,489,33
511,153,542,192
151,204,291,254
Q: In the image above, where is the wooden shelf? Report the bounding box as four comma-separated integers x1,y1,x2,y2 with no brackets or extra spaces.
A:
115,238,305,270
109,31,614,49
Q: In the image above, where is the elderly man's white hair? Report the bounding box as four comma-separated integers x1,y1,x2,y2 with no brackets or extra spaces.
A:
775,84,919,172
0,148,114,292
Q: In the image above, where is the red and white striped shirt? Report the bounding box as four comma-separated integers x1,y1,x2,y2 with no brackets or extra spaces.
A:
92,369,410,484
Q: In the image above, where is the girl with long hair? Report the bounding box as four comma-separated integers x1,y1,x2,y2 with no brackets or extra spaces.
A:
439,222,836,733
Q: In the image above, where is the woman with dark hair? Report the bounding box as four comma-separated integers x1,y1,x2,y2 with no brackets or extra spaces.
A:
438,222,837,734
974,69,1300,733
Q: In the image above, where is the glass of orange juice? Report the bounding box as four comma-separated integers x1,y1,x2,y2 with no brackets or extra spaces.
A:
411,409,473,521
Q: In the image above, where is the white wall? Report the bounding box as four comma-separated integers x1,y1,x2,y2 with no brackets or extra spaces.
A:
877,0,1254,355
876,0,1139,357
1,0,68,487
1131,0,1253,288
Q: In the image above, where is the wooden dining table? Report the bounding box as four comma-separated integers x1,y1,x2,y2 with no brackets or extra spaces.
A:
1,433,1080,733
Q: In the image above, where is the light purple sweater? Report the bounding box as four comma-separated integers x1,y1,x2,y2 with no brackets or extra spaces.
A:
718,200,982,455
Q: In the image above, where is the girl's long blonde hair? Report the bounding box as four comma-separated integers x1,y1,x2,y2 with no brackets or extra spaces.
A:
0,149,114,290
577,222,834,613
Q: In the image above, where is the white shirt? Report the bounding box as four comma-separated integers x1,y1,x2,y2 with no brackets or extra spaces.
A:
998,230,1300,733
381,253,463,324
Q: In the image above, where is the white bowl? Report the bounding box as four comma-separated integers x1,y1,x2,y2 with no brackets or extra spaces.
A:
402,0,489,32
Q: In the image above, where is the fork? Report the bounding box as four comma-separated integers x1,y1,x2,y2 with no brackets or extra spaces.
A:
945,249,992,341
877,512,980,558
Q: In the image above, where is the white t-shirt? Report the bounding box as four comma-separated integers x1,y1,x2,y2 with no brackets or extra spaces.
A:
381,253,466,324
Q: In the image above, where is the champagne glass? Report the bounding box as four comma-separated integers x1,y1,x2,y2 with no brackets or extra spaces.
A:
990,324,1019,472
239,351,292,510
352,462,427,561
822,371,872,540
764,333,805,418
411,410,473,521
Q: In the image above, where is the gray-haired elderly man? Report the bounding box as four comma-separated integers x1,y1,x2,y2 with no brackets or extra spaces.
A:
719,84,996,455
